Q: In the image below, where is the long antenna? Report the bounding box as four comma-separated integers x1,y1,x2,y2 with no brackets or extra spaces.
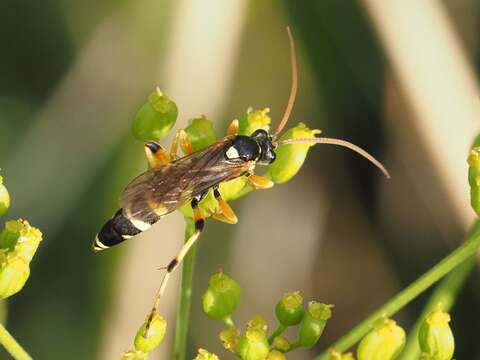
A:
276,137,391,179
272,26,298,138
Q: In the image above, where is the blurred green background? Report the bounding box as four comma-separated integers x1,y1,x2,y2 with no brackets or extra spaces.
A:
1,0,480,359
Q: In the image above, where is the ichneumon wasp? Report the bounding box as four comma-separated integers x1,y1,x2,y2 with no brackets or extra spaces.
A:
93,27,390,333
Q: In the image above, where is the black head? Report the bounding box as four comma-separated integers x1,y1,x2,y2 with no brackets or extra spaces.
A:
251,129,276,165
225,129,276,165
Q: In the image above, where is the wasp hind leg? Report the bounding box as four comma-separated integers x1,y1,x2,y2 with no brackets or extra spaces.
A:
144,141,171,168
247,173,274,189
144,194,206,335
211,187,238,224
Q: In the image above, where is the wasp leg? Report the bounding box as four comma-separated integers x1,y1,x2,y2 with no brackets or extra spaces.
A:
227,119,239,136
211,187,238,224
170,129,193,159
144,194,206,335
144,141,171,168
247,174,274,189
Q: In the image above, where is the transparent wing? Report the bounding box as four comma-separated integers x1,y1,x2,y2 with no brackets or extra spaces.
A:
121,137,251,222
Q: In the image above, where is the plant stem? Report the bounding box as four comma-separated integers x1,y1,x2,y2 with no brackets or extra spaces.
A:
174,218,197,360
400,255,475,359
0,323,32,360
268,324,286,344
315,221,480,360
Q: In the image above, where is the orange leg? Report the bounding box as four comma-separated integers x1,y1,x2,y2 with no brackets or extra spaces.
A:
227,119,239,136
212,188,238,224
144,141,171,168
248,174,274,189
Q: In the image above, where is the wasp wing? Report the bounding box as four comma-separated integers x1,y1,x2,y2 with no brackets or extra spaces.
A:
121,137,252,223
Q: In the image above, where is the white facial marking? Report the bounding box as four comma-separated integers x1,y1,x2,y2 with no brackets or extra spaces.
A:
131,219,152,231
226,146,240,159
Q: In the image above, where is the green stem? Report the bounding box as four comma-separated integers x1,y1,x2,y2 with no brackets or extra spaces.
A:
400,255,475,359
268,324,286,344
315,221,480,360
0,323,32,360
174,218,197,360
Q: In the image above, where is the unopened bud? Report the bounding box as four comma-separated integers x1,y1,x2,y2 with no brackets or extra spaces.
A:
238,108,271,136
195,348,220,360
298,302,332,348
219,326,241,353
267,350,287,360
418,306,454,360
275,291,305,326
272,336,290,353
202,271,241,320
0,176,10,217
247,315,268,336
329,349,355,360
357,317,405,360
132,88,177,141
237,329,270,360
267,123,321,184
134,314,167,353
184,116,218,152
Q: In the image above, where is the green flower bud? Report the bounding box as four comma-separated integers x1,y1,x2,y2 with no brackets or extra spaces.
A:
357,317,406,360
121,350,148,360
275,291,305,326
184,116,218,152
468,147,480,217
247,315,268,336
267,350,287,360
0,176,10,217
0,219,42,299
134,314,167,353
195,348,220,360
202,271,241,320
0,258,29,300
132,88,177,141
418,307,454,360
272,336,290,353
237,329,270,360
218,177,249,202
328,349,355,360
219,326,241,353
267,123,321,184
298,302,333,349
238,108,272,136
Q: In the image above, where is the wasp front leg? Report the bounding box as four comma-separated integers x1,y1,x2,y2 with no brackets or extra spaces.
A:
144,193,206,335
247,173,274,189
144,141,171,168
227,119,239,136
211,187,238,224
170,129,193,159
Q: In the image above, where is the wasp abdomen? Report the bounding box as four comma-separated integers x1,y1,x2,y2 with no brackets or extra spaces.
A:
93,209,155,252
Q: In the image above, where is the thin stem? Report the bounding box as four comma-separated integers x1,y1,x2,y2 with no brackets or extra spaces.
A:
400,256,475,359
223,316,235,328
268,324,286,344
315,221,480,360
173,218,197,360
0,323,32,360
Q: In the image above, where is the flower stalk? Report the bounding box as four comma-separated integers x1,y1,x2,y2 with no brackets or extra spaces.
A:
315,221,480,359
0,323,32,360
174,218,197,360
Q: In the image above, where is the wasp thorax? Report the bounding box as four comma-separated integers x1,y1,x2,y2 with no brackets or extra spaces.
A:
227,136,260,161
